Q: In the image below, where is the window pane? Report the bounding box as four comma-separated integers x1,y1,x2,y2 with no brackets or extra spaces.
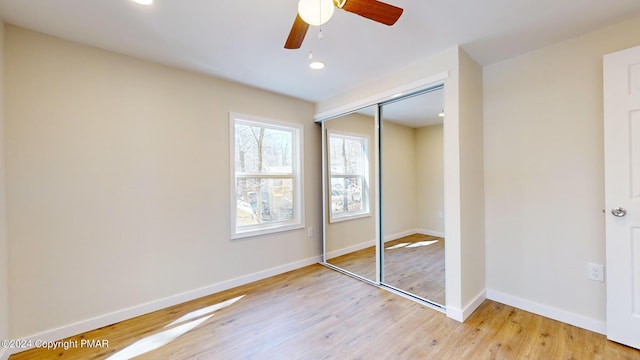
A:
235,122,293,174
329,135,365,175
328,131,369,221
235,177,294,227
330,176,364,215
329,137,346,173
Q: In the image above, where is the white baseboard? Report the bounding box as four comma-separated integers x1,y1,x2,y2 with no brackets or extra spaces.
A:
486,289,606,335
2,255,321,358
383,229,445,243
326,240,375,259
447,289,486,322
415,228,445,238
383,229,416,243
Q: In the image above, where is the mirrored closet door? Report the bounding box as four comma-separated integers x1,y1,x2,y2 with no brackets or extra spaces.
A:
322,105,378,283
379,86,446,307
321,85,445,309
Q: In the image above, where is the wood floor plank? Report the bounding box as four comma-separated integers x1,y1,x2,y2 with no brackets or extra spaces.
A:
9,264,640,360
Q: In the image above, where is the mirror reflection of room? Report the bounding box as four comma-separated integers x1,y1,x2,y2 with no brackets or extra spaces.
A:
323,107,377,283
381,88,445,306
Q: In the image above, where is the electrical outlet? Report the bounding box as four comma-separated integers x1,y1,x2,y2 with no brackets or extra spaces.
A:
588,263,605,282
307,227,313,238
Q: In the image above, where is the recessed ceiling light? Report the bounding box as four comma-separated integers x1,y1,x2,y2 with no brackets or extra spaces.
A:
309,61,325,70
132,0,153,5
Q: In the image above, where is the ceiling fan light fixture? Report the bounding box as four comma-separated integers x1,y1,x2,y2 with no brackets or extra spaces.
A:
298,0,335,26
309,60,325,70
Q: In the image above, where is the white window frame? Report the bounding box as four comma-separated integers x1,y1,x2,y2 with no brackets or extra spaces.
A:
327,129,371,223
230,112,304,239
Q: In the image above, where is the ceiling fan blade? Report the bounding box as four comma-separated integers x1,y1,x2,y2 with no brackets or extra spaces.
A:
341,0,403,26
284,14,310,49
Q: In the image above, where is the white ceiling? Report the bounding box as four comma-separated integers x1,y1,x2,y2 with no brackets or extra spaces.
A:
382,88,444,128
0,0,639,103
355,87,444,128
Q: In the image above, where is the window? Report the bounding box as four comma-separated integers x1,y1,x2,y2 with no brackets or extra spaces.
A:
230,113,304,239
327,130,370,222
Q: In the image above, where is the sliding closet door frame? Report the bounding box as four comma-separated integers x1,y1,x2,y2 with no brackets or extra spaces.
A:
377,84,446,312
374,105,382,284
317,72,448,308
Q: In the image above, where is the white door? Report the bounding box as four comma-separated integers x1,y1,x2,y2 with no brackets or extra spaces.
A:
604,45,640,350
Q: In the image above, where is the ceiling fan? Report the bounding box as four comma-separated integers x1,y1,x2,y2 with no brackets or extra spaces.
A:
284,0,404,49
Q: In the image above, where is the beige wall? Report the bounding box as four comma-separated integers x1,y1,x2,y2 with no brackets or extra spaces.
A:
324,112,376,256
484,15,640,330
415,124,444,234
0,18,9,344
5,25,321,338
383,122,445,239
382,121,417,237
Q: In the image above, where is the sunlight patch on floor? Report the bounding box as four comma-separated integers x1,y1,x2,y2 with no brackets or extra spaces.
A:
406,240,438,248
386,243,410,250
386,240,438,250
106,295,246,360
106,316,212,360
165,295,245,328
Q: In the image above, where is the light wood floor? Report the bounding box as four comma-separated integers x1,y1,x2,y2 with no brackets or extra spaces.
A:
326,241,377,282
10,264,640,360
384,234,445,305
327,234,445,304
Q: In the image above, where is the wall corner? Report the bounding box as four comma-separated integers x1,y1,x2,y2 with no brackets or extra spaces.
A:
457,47,486,315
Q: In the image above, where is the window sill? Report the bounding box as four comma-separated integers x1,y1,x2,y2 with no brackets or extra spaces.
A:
231,223,305,240
329,212,371,224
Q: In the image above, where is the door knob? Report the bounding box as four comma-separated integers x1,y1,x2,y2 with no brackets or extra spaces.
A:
611,207,627,217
